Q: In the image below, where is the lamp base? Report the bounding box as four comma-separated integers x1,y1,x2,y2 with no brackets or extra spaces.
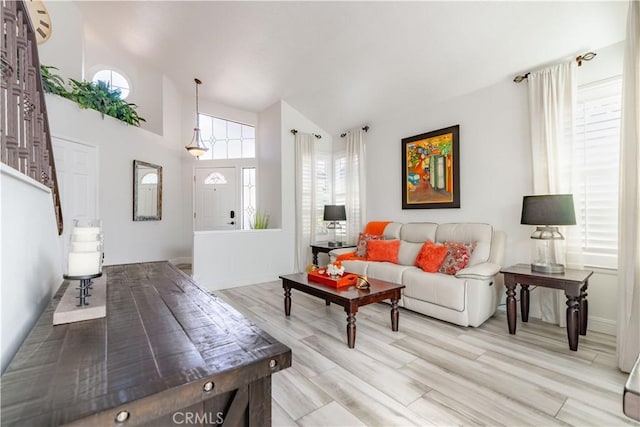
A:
327,241,343,248
531,262,565,274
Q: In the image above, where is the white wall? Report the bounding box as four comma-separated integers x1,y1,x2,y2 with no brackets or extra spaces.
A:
37,1,83,81
361,42,624,333
1,166,63,373
45,95,190,265
257,102,282,227
364,79,532,268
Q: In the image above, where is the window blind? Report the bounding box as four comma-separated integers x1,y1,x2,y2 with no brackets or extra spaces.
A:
573,77,622,268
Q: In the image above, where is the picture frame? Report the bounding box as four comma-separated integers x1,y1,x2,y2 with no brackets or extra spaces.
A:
402,125,460,209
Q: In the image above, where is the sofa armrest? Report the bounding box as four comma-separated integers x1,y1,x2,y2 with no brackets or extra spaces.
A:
328,248,356,262
455,262,501,280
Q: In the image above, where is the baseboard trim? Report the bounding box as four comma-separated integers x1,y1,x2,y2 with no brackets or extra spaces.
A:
588,316,616,336
169,257,192,266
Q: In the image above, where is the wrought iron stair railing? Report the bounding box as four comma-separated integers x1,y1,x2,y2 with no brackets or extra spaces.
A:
1,0,63,234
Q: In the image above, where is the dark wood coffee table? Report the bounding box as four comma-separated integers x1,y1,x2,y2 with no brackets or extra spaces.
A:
279,273,405,348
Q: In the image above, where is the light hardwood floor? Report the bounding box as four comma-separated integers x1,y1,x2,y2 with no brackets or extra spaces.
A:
216,281,635,427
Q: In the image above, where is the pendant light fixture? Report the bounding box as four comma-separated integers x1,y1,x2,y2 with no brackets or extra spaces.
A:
185,78,209,158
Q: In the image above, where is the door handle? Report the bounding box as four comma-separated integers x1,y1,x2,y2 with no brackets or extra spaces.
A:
227,221,235,225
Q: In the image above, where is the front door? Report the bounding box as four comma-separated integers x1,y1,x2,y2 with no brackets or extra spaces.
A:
194,167,237,231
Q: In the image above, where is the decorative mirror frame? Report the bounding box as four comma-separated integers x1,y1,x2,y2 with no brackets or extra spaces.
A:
133,160,163,221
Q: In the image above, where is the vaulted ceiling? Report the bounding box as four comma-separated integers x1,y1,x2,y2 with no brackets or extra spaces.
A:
77,1,627,134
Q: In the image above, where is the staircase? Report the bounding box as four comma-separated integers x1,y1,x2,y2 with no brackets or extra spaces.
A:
1,0,63,234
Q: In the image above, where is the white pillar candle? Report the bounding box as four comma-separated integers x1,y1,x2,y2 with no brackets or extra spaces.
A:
67,251,101,276
73,227,101,235
70,241,100,252
71,234,101,242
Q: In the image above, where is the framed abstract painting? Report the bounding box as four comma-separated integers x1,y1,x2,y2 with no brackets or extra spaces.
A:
402,125,460,209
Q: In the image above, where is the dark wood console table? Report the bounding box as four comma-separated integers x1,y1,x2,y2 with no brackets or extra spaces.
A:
501,264,593,351
1,262,291,426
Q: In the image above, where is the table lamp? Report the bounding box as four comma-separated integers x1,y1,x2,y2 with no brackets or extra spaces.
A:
324,205,346,247
521,194,576,274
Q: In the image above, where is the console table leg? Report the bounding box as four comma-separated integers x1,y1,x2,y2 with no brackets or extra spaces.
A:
391,298,399,332
505,278,517,334
284,286,291,316
566,295,580,351
325,300,331,306
520,284,530,322
580,282,588,336
346,313,356,348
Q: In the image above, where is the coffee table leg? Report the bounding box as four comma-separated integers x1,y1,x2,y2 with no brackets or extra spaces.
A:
346,312,356,348
505,276,517,334
284,285,291,316
391,298,399,331
566,294,580,351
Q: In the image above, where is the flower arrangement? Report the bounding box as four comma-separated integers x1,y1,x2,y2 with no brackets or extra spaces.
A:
326,261,345,277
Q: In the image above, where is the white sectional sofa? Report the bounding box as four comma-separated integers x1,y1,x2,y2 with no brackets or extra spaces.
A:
330,222,506,327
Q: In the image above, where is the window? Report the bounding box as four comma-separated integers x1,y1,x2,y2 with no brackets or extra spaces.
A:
315,153,332,241
198,115,255,160
573,76,622,268
242,168,256,230
91,69,130,99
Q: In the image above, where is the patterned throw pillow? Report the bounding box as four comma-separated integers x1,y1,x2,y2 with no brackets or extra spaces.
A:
438,241,477,275
415,241,448,273
367,239,400,263
355,233,382,258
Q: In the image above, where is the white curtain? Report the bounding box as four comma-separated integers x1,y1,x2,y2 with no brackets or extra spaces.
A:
528,62,583,326
617,0,640,373
344,129,366,244
294,133,316,272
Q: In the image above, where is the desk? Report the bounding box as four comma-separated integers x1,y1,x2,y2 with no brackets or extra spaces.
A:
310,242,356,265
500,264,593,351
1,262,291,426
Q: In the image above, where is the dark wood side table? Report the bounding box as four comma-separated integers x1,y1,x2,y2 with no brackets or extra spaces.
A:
500,264,593,351
310,242,356,265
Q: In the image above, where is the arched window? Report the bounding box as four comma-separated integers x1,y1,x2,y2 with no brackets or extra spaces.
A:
204,172,228,185
92,69,130,99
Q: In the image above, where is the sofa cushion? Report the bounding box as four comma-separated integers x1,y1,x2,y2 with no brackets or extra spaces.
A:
435,223,493,267
400,222,438,243
415,241,448,273
367,262,413,284
383,222,403,240
355,233,382,257
403,268,466,312
438,241,477,275
367,239,400,263
397,241,424,266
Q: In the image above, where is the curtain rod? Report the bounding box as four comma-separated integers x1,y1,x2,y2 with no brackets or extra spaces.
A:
291,129,321,139
340,125,370,138
513,51,597,83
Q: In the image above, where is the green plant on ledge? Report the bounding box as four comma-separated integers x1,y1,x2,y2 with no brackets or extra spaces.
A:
40,65,146,127
251,210,270,229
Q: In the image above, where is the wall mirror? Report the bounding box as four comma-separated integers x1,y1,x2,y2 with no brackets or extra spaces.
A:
133,160,162,221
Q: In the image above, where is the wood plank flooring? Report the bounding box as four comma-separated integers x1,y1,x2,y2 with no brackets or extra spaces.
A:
216,281,635,427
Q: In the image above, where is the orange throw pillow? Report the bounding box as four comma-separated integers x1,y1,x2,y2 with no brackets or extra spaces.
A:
415,241,448,273
367,239,400,263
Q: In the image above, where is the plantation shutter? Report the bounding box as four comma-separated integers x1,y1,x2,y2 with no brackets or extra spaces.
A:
572,77,622,268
